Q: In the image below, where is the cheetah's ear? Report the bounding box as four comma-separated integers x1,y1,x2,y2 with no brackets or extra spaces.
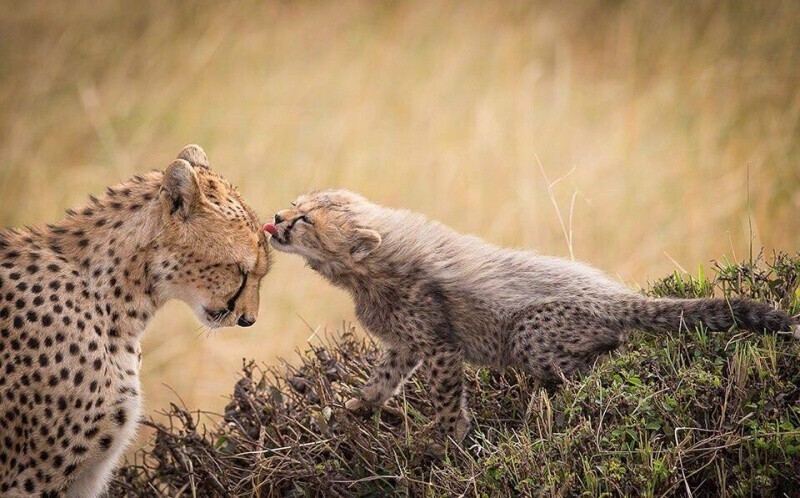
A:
161,159,202,220
176,144,210,169
351,228,381,262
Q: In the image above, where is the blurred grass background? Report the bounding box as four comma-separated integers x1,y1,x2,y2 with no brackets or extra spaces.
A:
1,0,798,446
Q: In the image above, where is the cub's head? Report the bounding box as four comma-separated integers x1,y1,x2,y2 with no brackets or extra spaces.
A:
154,145,271,328
263,190,381,276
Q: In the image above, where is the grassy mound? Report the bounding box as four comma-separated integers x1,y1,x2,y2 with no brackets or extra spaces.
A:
112,254,800,497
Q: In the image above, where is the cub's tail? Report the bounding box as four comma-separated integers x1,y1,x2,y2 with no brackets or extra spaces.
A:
613,296,799,337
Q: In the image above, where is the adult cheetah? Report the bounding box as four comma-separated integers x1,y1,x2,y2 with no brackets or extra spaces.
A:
0,145,270,497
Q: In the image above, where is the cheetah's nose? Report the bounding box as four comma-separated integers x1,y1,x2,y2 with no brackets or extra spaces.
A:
274,213,284,224
237,315,256,327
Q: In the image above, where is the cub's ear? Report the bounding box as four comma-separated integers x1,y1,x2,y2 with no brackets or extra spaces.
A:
161,159,202,219
177,144,210,169
351,228,381,261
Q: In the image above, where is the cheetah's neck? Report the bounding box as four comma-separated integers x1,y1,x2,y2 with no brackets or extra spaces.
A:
40,173,166,339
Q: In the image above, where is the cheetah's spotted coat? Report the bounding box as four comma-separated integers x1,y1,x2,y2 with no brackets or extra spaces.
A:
0,145,270,496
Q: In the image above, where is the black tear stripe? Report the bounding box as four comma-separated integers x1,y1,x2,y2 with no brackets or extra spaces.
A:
226,271,249,313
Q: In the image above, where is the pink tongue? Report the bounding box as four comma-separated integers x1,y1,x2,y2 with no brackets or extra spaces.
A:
262,223,278,236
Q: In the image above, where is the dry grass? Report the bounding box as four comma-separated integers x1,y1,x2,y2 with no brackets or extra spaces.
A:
1,0,799,438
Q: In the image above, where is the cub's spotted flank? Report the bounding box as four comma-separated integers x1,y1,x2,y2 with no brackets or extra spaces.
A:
265,189,798,443
0,145,270,497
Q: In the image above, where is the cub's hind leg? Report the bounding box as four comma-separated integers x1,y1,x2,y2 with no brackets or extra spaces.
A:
509,303,624,382
346,346,422,412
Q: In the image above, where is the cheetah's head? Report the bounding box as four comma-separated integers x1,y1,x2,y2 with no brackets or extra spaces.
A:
154,145,270,329
263,189,381,278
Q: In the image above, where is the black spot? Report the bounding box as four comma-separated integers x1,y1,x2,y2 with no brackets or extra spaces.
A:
113,408,127,426
99,435,113,450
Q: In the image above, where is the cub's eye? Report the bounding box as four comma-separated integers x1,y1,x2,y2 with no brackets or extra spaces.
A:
289,215,312,228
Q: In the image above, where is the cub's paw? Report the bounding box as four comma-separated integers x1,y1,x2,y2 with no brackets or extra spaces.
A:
344,396,375,414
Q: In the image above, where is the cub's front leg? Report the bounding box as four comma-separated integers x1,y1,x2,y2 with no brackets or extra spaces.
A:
422,343,471,443
345,346,422,412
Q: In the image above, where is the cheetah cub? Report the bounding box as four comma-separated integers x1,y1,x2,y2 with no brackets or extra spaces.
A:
265,189,799,443
0,145,270,497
